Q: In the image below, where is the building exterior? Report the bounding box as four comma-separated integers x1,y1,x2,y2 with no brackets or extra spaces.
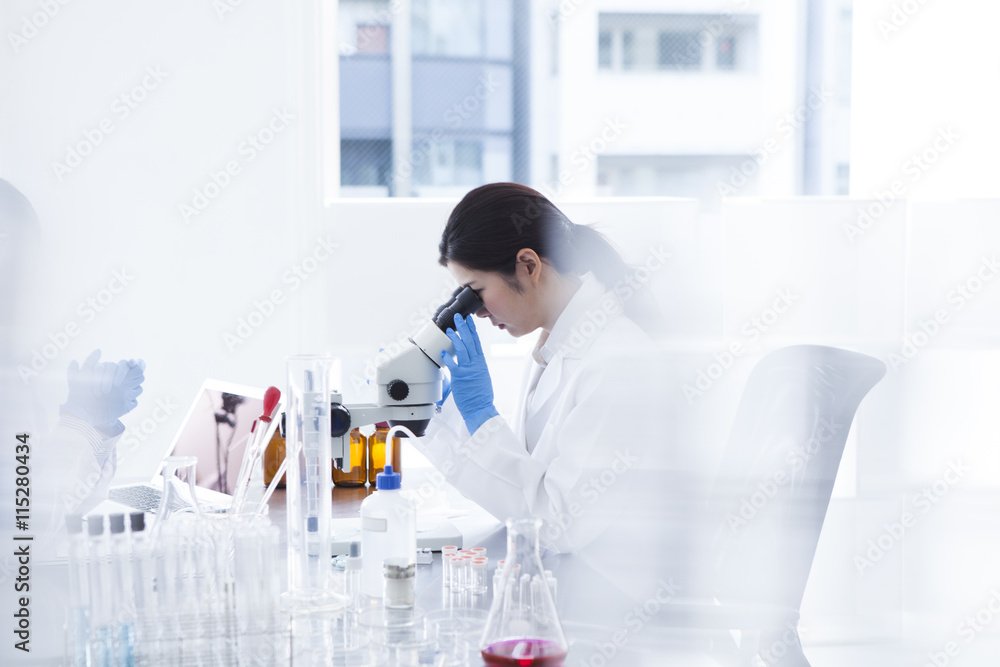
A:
338,0,527,198
336,0,853,204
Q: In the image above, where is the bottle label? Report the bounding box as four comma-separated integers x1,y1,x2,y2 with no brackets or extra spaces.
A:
361,516,387,533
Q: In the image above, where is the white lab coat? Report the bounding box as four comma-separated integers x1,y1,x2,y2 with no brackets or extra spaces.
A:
414,273,669,556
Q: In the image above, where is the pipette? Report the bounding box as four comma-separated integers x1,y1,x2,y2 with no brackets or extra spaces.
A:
230,386,281,514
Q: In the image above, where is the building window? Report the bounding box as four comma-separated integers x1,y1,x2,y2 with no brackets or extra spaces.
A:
413,139,483,186
600,13,757,73
598,30,612,69
716,35,736,70
356,24,389,54
836,164,850,196
658,31,701,70
341,139,392,187
622,30,635,70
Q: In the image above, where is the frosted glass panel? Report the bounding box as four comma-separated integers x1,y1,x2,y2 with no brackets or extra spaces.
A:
723,198,907,344
907,200,1000,348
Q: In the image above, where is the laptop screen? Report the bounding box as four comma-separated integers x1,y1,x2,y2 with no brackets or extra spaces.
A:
169,381,272,495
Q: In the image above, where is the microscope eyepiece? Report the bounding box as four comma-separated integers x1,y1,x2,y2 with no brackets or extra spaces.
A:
433,285,484,332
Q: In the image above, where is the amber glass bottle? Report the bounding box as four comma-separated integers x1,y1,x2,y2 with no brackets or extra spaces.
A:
333,428,368,487
263,413,286,487
368,421,403,485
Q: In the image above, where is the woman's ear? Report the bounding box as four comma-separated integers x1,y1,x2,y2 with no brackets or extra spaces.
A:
516,249,542,286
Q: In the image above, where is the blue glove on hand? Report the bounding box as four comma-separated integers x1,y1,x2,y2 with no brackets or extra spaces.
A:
61,349,146,431
440,313,499,434
437,371,451,408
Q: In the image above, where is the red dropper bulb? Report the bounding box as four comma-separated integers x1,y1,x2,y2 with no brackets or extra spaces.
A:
261,386,281,422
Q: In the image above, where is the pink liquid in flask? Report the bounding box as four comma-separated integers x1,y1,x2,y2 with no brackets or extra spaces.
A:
481,639,567,667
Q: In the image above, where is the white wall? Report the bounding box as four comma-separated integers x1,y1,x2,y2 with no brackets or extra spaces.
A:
850,0,1000,197
0,0,311,433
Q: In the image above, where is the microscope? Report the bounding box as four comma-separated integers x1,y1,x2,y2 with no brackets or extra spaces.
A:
329,286,484,471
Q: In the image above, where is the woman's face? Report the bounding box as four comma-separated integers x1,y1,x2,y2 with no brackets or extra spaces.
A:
446,261,540,338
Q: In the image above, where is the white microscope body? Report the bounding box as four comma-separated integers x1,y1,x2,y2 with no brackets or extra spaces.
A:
329,286,483,470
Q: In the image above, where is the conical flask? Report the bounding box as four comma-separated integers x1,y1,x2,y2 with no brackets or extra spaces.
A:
480,518,568,666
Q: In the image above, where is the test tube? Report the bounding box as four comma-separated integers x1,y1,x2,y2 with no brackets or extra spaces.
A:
546,570,558,605
469,547,487,558
470,558,488,594
448,555,462,592
441,546,458,590
129,513,156,664
108,514,136,667
65,516,90,667
87,515,113,667
345,542,363,609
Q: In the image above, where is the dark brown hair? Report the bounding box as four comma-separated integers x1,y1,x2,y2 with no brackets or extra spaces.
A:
439,182,629,290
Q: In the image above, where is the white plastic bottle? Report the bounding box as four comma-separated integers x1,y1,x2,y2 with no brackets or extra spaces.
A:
359,464,415,598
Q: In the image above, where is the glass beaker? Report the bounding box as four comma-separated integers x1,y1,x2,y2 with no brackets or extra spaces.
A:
480,519,568,667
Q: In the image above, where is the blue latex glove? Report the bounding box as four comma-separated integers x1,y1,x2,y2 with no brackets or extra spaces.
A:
437,371,451,408
61,349,146,430
440,314,499,434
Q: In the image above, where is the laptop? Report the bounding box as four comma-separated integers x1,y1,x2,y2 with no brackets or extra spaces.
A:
105,379,282,514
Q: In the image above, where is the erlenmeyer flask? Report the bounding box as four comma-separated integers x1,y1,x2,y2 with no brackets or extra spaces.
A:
156,456,202,521
480,518,568,667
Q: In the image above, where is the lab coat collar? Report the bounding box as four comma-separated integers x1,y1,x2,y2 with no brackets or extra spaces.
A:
534,272,621,365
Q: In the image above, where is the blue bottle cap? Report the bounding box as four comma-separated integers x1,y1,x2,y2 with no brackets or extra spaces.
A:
376,464,401,490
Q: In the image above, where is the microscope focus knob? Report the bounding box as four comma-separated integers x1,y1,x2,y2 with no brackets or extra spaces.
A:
387,379,409,402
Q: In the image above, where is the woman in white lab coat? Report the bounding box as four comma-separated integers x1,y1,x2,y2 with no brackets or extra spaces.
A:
414,183,670,566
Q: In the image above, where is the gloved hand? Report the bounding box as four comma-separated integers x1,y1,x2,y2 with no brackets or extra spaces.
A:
440,313,498,434
61,349,146,431
437,371,451,408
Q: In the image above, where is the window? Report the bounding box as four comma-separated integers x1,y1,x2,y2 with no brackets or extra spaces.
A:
412,0,484,57
658,31,701,70
599,13,758,73
836,164,850,196
598,30,612,69
341,139,392,187
716,35,736,70
356,24,389,55
413,140,483,186
622,31,635,70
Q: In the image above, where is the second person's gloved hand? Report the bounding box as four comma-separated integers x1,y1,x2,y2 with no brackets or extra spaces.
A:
440,313,498,434
61,349,146,432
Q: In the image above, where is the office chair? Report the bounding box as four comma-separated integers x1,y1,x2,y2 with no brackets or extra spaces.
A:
660,345,886,666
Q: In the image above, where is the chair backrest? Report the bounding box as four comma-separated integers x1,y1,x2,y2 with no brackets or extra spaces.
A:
708,345,886,610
